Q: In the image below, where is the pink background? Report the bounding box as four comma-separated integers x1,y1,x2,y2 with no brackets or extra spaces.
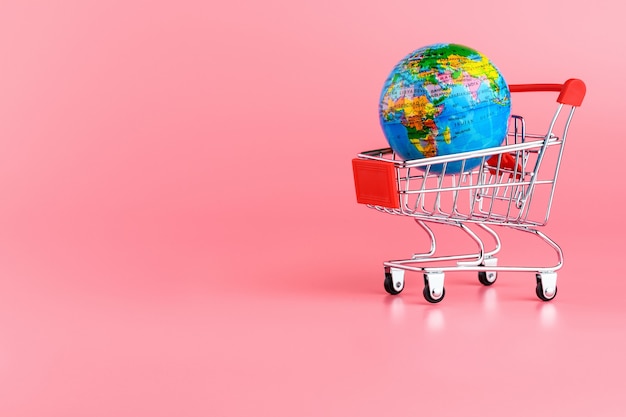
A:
1,0,625,415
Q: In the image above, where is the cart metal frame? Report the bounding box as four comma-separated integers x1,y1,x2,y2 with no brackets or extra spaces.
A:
352,79,586,303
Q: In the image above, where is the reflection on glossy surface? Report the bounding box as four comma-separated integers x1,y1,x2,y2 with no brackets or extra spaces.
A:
386,295,406,324
481,287,498,313
424,307,445,331
539,302,558,328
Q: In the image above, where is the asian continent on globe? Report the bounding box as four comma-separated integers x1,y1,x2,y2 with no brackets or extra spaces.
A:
379,43,511,173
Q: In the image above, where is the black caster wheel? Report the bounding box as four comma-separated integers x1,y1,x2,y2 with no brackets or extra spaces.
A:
423,284,445,304
478,270,497,286
384,272,403,295
535,280,557,301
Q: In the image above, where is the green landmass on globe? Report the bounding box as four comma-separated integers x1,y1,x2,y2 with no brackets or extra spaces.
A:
379,43,511,173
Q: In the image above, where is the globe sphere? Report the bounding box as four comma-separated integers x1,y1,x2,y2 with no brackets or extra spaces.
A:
379,43,511,173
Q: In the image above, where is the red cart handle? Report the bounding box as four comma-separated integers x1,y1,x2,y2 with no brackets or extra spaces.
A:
509,78,586,107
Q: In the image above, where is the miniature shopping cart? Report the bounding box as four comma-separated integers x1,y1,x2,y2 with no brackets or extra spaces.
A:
352,79,586,303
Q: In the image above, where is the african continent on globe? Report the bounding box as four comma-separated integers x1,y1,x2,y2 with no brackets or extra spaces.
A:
379,43,511,173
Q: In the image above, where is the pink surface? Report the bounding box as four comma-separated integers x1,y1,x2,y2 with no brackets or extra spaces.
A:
1,1,625,415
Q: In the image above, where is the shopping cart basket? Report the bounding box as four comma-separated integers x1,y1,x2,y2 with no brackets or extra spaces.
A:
352,79,586,303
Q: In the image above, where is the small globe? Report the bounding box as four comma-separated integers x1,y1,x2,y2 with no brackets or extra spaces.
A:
379,43,511,173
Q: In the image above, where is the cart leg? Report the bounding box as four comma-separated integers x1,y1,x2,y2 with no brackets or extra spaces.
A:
384,267,405,295
536,272,558,301
423,271,445,303
411,219,436,259
477,224,502,259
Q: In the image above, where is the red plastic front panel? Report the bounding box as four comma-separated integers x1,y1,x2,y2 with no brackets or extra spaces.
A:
352,158,399,209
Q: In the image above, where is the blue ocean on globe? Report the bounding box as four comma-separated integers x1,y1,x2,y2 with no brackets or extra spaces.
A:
379,43,511,173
